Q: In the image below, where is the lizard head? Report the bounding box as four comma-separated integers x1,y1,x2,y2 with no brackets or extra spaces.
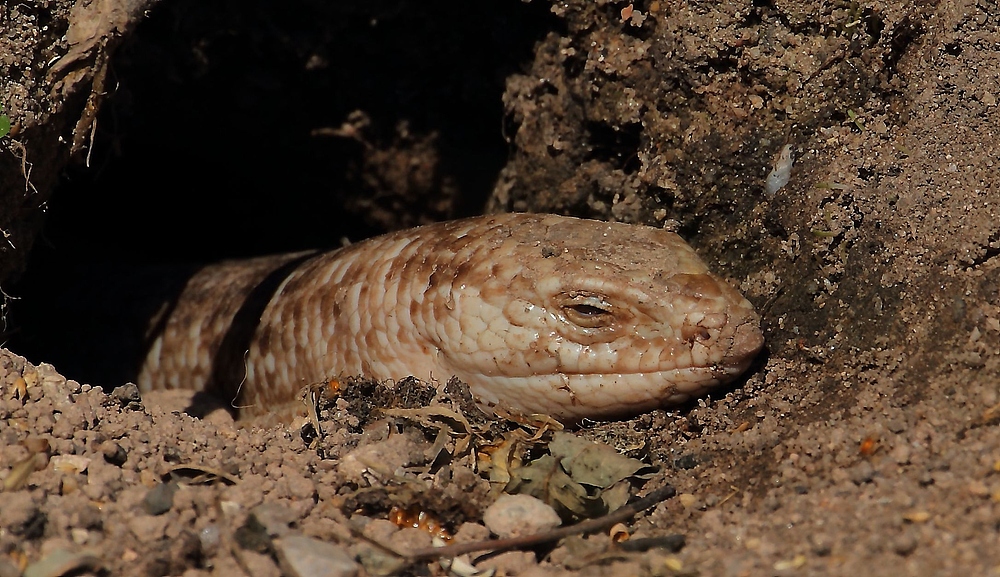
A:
429,214,764,421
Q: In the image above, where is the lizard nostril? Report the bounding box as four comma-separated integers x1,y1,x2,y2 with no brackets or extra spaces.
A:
681,324,712,343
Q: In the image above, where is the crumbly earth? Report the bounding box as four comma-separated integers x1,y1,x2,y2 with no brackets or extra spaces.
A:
3,0,1000,576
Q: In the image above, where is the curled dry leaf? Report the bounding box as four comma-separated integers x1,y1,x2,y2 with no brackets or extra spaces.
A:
550,432,656,488
504,432,657,520
381,406,476,457
609,522,630,542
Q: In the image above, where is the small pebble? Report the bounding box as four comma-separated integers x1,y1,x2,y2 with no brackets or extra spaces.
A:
764,144,794,195
142,482,179,515
251,502,299,537
673,454,698,469
849,461,875,485
967,480,990,498
22,549,101,577
70,528,89,545
902,510,930,523
50,455,90,475
885,419,907,434
809,533,832,556
100,441,128,466
892,532,918,556
388,527,433,552
482,494,560,539
199,525,221,556
889,444,911,465
273,535,359,577
678,493,698,508
22,437,51,454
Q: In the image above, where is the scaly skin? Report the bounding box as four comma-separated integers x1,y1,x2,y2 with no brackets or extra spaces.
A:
138,213,764,421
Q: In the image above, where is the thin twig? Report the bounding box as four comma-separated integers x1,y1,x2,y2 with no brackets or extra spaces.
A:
404,484,676,561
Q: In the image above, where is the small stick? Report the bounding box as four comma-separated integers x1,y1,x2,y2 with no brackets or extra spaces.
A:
404,484,676,561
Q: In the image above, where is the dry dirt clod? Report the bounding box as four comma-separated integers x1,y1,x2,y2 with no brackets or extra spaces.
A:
0,491,44,537
109,383,142,410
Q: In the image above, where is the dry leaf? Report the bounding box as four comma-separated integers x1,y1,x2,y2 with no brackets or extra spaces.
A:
505,432,658,520
550,432,656,488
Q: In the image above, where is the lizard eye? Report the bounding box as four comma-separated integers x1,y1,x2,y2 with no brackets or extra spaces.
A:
562,296,614,328
568,303,607,316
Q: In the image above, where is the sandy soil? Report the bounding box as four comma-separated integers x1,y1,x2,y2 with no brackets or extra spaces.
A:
3,0,1000,575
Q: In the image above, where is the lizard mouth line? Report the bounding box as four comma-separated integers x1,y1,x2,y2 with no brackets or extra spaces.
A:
459,350,760,381
464,365,734,381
